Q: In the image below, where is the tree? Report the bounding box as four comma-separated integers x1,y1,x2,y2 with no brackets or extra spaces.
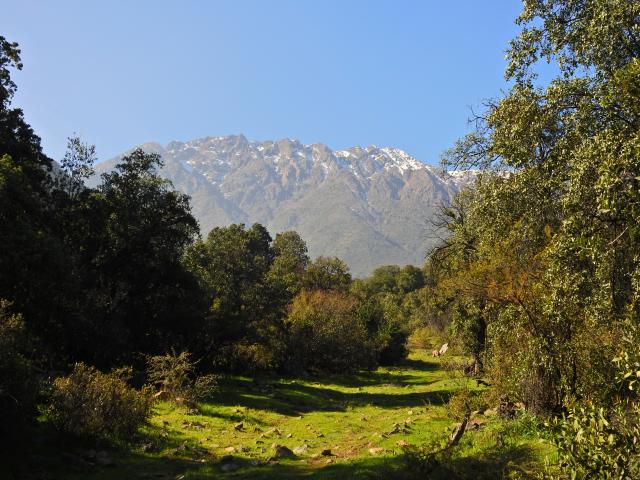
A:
185,223,285,371
268,230,310,298
438,0,640,413
0,36,51,190
57,135,96,199
303,256,351,292
84,149,201,363
286,290,376,373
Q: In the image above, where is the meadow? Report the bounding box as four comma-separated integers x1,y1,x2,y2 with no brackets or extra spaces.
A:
17,349,553,480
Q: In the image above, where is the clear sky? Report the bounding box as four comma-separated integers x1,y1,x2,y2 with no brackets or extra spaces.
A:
4,0,526,165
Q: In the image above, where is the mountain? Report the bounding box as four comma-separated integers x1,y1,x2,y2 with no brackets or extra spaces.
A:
94,135,475,277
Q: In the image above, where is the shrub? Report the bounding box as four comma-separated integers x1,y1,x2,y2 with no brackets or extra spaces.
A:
546,324,640,479
286,290,376,373
446,387,487,420
0,301,38,446
228,341,284,373
352,294,408,365
48,363,151,442
146,351,217,404
548,402,640,480
408,326,437,350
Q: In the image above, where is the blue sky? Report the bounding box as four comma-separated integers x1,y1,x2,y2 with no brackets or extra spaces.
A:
5,0,526,165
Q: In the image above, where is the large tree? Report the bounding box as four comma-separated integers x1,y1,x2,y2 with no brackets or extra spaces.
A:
439,0,640,413
185,223,286,371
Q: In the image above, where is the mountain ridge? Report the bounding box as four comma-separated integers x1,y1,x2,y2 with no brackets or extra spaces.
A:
94,135,476,277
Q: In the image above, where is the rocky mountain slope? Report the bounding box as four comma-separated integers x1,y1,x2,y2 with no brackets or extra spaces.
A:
94,135,475,277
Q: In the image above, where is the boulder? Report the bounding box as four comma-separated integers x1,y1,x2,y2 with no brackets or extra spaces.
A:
272,445,296,459
439,343,449,355
293,445,308,455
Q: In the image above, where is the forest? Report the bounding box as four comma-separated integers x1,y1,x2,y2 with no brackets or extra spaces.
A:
2,1,640,478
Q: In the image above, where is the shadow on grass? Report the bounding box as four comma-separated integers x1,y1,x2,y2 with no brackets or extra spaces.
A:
11,437,540,480
203,377,454,417
428,443,541,480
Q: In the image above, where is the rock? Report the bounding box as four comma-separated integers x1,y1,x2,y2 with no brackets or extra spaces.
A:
316,432,324,438
439,343,449,355
272,445,296,459
224,446,236,453
397,440,409,447
321,449,332,456
220,463,240,472
233,422,244,431
368,447,384,455
286,433,292,438
293,445,309,455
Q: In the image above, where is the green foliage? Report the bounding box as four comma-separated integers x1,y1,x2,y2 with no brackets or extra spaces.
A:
549,403,640,480
547,324,640,479
268,230,310,298
432,0,640,417
0,300,37,447
446,387,487,421
286,290,376,373
48,363,152,442
146,351,217,404
302,256,352,292
185,223,286,371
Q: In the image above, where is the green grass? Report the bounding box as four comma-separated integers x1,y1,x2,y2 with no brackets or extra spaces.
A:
10,349,555,479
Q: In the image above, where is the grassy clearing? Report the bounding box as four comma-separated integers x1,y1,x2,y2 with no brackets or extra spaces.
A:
11,349,554,479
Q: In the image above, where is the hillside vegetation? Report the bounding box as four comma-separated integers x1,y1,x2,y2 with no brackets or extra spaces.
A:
1,1,640,479
12,349,552,480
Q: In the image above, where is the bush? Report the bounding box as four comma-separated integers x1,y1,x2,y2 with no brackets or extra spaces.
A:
446,387,487,420
0,301,38,446
408,326,437,350
48,363,151,442
287,290,376,373
543,324,640,479
146,351,217,404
